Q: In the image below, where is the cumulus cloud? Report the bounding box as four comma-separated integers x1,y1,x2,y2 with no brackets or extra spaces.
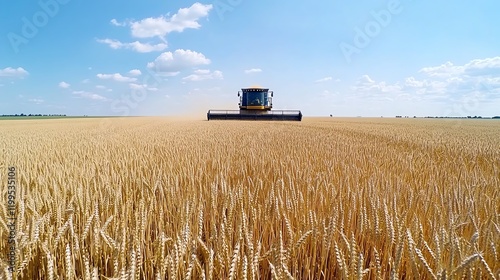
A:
419,56,500,78
182,69,223,81
100,3,211,54
357,74,375,85
72,90,108,101
110,19,126,27
352,75,403,95
0,67,29,78
130,3,212,39
96,38,167,53
419,62,461,78
128,69,142,76
404,77,426,88
59,81,70,88
96,73,137,82
463,57,500,76
352,74,448,102
349,57,500,106
147,49,210,72
415,57,500,98
245,68,262,74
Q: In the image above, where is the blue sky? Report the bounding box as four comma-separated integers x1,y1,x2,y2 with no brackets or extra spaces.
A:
1,0,500,117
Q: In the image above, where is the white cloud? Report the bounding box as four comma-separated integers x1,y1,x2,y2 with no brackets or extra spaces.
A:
97,38,167,53
129,83,145,90
129,83,158,91
358,74,375,84
315,77,340,83
95,85,107,89
81,79,90,83
350,75,404,101
128,69,142,76
404,77,426,88
96,73,137,82
28,98,44,104
130,3,212,39
419,62,463,78
101,3,211,56
245,68,262,74
349,57,500,105
315,77,332,83
156,71,180,77
147,49,210,72
72,90,108,101
463,57,500,76
110,19,126,26
95,38,122,49
59,81,70,88
414,58,500,98
182,70,223,81
0,67,29,78
194,69,210,74
419,57,500,78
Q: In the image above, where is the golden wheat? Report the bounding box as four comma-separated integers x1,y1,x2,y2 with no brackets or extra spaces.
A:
0,117,498,279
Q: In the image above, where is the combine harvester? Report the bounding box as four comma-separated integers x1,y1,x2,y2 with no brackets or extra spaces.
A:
207,86,302,121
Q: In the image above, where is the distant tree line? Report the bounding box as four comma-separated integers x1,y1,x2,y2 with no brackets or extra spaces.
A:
330,114,500,119
394,115,500,119
1,114,67,117
422,116,500,119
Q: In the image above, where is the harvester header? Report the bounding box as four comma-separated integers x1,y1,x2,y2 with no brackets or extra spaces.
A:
207,87,302,121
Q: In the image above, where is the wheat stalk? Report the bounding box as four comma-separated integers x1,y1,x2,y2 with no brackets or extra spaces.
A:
1,117,498,279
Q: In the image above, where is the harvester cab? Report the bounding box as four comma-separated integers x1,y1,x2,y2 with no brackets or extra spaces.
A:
207,86,302,121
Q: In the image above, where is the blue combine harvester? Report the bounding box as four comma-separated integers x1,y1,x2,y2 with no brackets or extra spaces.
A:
207,86,302,121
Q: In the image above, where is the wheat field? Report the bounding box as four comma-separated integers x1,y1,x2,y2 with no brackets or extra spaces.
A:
0,117,499,279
